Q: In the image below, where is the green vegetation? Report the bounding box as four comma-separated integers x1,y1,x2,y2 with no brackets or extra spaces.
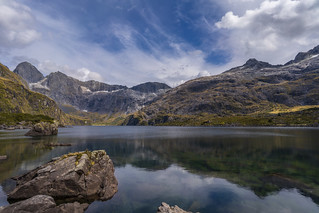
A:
124,106,319,126
0,112,54,125
0,62,89,126
60,104,127,126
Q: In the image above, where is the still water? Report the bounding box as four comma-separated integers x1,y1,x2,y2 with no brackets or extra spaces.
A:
0,126,319,213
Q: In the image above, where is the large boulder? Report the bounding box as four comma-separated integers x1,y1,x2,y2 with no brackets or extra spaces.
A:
8,150,118,203
157,202,192,213
25,122,58,136
0,195,88,213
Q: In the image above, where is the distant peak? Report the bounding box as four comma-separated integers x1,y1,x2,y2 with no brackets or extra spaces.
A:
131,82,171,93
53,71,67,76
13,61,44,84
285,45,319,65
243,58,273,69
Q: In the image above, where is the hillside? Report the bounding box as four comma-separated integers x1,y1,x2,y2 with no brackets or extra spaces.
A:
0,63,88,126
124,45,319,126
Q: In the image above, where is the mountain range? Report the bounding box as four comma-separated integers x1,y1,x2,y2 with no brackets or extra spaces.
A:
4,45,319,126
14,62,171,115
124,45,319,126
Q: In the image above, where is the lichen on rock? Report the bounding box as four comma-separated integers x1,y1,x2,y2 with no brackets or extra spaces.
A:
8,150,118,204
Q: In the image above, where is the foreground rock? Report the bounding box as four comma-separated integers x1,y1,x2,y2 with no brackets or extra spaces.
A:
25,122,58,136
8,150,118,203
157,202,192,213
0,195,88,213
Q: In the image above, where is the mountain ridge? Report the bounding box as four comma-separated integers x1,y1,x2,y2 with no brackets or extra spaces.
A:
124,45,319,126
0,63,88,126
14,63,171,115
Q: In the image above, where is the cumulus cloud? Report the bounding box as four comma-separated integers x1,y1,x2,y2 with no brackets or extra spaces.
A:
215,0,319,64
38,60,104,82
0,0,41,48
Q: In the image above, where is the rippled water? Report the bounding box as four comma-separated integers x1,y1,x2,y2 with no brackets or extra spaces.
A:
0,126,319,213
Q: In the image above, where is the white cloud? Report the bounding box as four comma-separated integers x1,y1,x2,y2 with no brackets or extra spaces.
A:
3,0,319,89
5,7,215,87
38,60,103,82
0,0,41,48
215,0,319,64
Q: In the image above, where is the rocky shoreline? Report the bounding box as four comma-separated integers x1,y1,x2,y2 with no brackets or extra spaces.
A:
0,123,31,130
0,149,194,213
1,150,118,213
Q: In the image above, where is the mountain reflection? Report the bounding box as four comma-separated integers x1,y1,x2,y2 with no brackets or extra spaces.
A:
1,127,319,206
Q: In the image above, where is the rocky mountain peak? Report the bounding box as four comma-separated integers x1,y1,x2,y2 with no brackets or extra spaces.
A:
285,45,319,65
13,62,44,84
243,58,273,69
131,82,171,93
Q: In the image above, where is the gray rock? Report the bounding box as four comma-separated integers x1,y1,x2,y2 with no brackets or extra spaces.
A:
157,202,192,213
25,122,58,136
13,62,44,84
0,195,88,213
8,150,118,203
57,202,89,213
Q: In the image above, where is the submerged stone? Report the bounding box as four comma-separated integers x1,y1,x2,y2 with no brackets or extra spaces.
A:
157,202,192,213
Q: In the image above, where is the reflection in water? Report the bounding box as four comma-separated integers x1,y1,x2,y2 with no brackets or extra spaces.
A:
87,165,319,213
0,127,319,212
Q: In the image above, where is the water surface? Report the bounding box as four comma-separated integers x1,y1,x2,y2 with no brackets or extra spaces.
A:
0,126,319,212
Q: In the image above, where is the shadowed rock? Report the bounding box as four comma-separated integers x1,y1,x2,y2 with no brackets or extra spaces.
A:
8,150,118,203
25,122,58,136
157,202,192,213
0,195,88,213
13,62,44,84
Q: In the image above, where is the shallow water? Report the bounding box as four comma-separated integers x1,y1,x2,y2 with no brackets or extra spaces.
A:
0,126,319,212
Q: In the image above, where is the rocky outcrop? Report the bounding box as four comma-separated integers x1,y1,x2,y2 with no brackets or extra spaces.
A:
13,62,44,84
157,202,192,213
25,122,58,136
0,155,7,160
0,195,88,213
8,150,118,203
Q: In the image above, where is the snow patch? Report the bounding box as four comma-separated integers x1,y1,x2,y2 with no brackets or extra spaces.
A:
92,89,123,94
30,78,50,90
80,86,92,93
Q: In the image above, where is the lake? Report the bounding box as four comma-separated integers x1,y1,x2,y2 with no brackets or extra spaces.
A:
0,126,319,213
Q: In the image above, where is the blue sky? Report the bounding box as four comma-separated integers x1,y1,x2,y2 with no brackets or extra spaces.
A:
1,0,319,86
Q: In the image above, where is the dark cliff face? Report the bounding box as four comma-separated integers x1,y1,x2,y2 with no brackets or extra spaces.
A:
13,64,171,115
136,45,319,124
13,62,44,84
131,82,171,93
